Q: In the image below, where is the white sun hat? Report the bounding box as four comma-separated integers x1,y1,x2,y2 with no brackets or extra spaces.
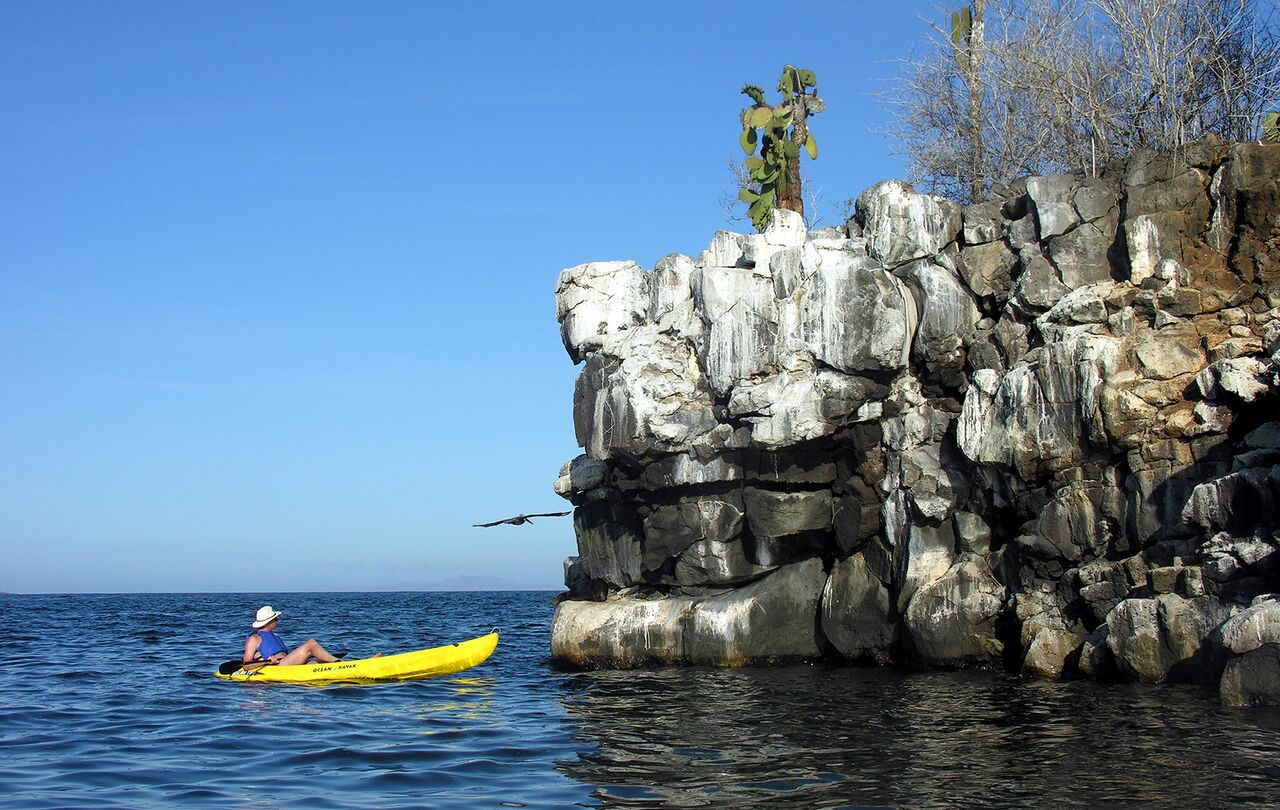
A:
253,605,282,629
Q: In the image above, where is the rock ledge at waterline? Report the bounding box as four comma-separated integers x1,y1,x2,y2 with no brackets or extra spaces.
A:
550,141,1280,707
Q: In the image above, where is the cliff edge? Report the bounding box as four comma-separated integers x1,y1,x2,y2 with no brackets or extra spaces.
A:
551,142,1280,707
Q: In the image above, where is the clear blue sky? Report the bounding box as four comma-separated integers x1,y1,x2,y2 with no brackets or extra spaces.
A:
1,1,933,592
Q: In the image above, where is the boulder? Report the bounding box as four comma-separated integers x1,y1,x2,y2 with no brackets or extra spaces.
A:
957,240,1017,299
1013,583,1085,680
1125,215,1171,286
820,552,896,664
1073,181,1119,222
673,537,775,586
682,558,827,665
1016,484,1118,564
650,253,702,342
1023,627,1086,679
1182,469,1277,535
962,200,1004,245
1105,594,1234,683
1225,143,1280,290
899,259,981,365
742,487,834,539
1243,423,1280,451
1042,284,1110,325
954,511,992,555
857,180,961,267
903,554,1007,667
1198,529,1280,580
551,596,693,668
727,368,878,447
1195,357,1272,402
1027,175,1081,239
1013,249,1071,309
641,494,745,574
1103,598,1166,683
694,266,781,395
1134,325,1205,380
700,230,745,268
957,331,1122,478
763,207,808,247
573,328,720,460
889,501,958,610
833,489,882,553
1125,156,1208,219
899,447,958,523
1078,624,1120,679
769,241,821,299
1048,213,1117,289
1219,596,1280,655
1077,559,1134,625
1220,645,1280,707
573,501,643,587
793,257,918,374
554,455,608,501
743,445,841,485
556,260,651,362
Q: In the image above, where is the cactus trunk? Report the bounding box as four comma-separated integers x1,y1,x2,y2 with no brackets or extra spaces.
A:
782,104,808,216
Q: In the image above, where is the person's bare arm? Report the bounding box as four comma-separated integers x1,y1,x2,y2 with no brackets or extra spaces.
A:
242,633,268,671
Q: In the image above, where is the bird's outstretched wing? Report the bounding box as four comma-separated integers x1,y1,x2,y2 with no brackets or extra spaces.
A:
472,510,571,528
472,518,512,527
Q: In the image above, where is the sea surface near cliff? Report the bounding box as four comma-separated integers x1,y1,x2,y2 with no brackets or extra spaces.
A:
2,591,1279,809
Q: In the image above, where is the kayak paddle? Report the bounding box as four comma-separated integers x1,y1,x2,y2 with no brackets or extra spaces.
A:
218,659,273,675
217,652,351,675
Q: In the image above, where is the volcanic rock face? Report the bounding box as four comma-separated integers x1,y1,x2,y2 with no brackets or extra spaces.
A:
552,142,1280,707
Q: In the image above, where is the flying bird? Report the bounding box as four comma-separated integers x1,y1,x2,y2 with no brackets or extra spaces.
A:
472,511,571,528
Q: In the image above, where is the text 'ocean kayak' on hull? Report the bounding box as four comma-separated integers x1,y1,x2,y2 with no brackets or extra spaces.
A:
214,630,498,685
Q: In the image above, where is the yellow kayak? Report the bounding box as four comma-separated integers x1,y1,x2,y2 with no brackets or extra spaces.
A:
214,630,498,685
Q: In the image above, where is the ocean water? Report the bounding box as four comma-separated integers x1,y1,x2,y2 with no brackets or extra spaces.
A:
2,591,1279,809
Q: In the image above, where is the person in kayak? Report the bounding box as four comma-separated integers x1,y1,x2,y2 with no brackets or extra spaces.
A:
242,605,341,670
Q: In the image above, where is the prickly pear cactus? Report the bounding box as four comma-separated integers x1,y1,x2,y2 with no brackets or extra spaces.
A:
737,65,822,231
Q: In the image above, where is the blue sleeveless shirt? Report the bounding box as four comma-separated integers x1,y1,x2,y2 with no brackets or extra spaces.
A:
247,630,288,660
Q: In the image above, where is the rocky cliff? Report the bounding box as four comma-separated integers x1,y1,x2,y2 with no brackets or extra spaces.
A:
550,141,1280,707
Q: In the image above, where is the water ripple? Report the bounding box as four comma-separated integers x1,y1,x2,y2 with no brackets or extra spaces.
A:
2,592,1279,808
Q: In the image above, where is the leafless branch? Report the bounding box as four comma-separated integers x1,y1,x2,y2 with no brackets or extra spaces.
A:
884,0,1280,202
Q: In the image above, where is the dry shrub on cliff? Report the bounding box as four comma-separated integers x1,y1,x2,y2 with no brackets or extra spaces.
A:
886,0,1280,203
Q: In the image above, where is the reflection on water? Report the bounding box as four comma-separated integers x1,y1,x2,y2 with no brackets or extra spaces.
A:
556,666,1280,809
403,677,498,729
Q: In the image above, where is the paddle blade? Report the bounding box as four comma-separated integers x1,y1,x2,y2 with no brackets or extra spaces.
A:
218,660,246,675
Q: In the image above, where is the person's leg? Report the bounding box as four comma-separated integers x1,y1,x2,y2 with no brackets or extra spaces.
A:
278,639,339,665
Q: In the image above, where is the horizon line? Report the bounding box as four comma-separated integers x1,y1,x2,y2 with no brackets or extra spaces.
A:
0,587,562,596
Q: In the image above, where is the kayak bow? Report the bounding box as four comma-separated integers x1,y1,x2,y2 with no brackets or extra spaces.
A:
214,630,498,685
